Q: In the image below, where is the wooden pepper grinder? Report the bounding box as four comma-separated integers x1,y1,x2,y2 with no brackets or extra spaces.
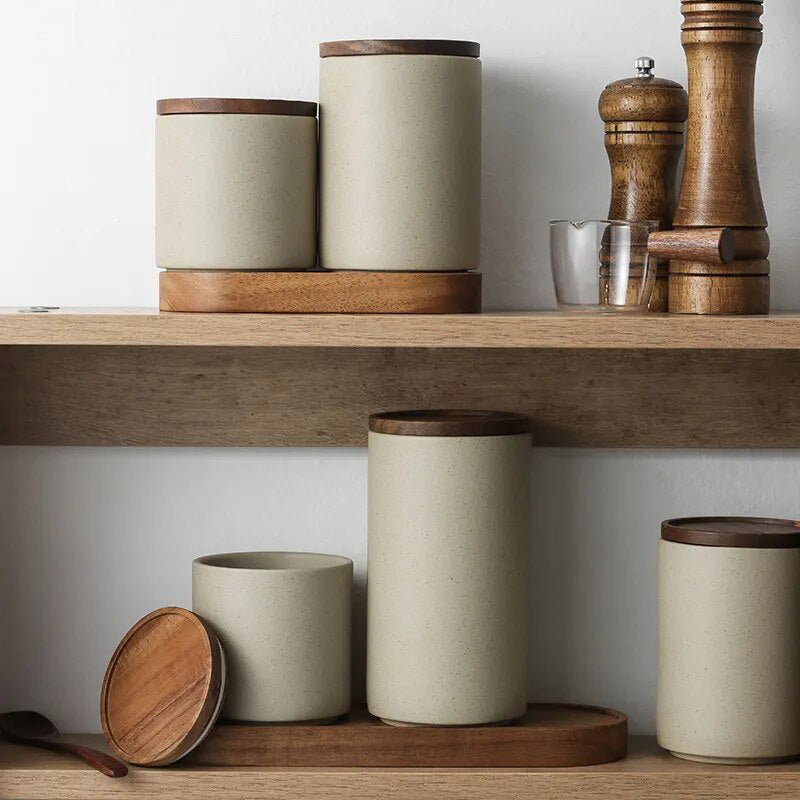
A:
599,57,688,311
648,1,769,314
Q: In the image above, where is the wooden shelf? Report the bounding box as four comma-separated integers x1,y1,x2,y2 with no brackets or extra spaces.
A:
1,736,798,799
3,307,800,349
3,308,800,447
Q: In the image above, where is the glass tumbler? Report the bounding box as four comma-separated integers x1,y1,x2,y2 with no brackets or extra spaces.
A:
550,219,658,312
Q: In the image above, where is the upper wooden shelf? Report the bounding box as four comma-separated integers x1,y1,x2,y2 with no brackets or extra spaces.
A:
2,735,798,799
2,308,800,349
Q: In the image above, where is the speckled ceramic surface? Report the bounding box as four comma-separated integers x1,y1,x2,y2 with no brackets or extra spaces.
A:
319,54,481,270
367,431,530,725
192,552,352,723
156,114,317,269
657,539,800,763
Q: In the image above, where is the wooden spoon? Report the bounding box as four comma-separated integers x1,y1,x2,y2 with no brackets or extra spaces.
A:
0,711,128,778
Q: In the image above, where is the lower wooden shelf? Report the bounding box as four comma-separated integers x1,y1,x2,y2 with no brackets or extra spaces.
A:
2,736,799,799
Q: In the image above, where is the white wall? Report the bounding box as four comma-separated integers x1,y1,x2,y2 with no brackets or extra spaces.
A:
1,0,799,735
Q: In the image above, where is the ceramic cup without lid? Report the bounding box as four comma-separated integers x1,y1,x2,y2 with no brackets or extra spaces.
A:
367,410,531,726
192,551,352,723
657,517,800,764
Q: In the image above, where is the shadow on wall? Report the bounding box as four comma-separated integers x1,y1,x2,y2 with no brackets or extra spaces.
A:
480,65,609,312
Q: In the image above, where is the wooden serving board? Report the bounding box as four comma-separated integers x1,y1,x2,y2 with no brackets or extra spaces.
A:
159,270,482,314
187,703,627,767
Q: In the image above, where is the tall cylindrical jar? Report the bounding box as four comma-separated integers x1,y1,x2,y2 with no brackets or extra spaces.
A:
156,98,318,270
658,517,800,764
319,40,482,271
367,410,530,726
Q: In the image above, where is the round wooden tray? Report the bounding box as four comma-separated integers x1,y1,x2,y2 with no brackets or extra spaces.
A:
159,270,482,314
188,703,628,767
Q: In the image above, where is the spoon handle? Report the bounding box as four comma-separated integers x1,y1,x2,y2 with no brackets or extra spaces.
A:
20,738,128,778
57,740,129,778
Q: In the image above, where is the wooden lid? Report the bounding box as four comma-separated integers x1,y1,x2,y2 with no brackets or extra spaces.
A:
369,410,529,437
100,607,226,766
319,39,480,58
157,98,317,116
662,517,800,548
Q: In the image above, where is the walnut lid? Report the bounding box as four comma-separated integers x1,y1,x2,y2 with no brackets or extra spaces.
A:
599,58,688,124
662,517,800,549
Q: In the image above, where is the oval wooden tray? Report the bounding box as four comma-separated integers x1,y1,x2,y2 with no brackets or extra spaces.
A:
159,270,482,314
187,703,627,767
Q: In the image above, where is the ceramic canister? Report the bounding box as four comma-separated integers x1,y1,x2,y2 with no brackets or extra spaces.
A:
367,410,530,726
318,40,482,271
192,551,352,723
156,98,317,270
658,517,800,764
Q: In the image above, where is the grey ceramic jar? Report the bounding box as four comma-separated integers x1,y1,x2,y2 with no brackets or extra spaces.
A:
367,410,530,726
156,98,317,270
192,551,352,723
658,517,800,764
319,40,482,271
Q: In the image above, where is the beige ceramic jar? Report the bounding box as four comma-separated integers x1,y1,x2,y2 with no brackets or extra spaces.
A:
192,551,352,723
658,517,800,764
319,40,482,271
367,410,530,726
156,98,317,270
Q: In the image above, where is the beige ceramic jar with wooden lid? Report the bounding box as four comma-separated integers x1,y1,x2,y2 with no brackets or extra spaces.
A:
658,517,800,764
156,98,317,270
367,410,530,726
318,40,482,271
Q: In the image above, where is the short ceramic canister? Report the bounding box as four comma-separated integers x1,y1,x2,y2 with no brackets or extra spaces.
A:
367,410,531,726
156,98,318,270
658,517,800,764
318,40,482,271
192,551,352,723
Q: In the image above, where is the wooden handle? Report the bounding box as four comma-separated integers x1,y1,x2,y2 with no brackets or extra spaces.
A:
26,739,128,778
647,228,734,264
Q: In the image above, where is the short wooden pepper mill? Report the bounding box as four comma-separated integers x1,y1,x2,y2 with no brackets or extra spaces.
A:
648,0,770,314
599,57,688,311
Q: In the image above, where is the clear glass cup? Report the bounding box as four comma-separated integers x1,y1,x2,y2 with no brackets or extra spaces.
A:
550,219,659,312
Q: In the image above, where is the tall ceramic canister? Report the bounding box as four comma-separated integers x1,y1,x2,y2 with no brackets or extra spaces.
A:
658,517,800,763
156,98,318,270
367,410,530,726
318,40,482,270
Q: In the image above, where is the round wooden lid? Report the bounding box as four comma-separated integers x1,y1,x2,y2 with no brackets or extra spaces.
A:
157,98,317,116
100,607,226,766
319,39,480,58
662,517,800,548
369,410,529,437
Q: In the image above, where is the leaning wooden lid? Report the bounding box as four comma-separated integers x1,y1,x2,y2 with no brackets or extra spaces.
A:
320,39,480,58
100,607,226,766
662,517,800,548
369,410,529,437
157,98,317,116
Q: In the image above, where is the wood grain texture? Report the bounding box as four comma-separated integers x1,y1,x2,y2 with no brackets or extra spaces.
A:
5,345,800,447
662,517,800,549
670,1,768,313
189,704,626,768
3,735,800,800
599,68,687,312
159,271,482,314
8,310,800,349
369,410,529,437
319,39,480,58
156,99,317,116
100,608,224,766
668,274,769,314
648,228,735,264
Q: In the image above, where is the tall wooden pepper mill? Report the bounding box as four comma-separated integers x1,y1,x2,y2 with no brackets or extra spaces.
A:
599,57,688,311
648,0,769,314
